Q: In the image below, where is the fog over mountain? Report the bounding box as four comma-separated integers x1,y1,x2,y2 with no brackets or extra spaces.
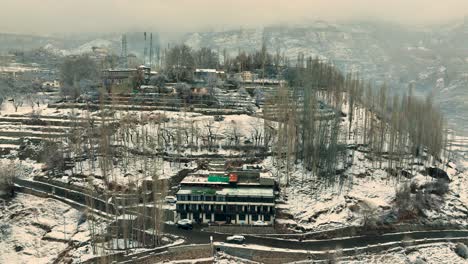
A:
1,1,468,135
2,2,468,263
1,0,468,34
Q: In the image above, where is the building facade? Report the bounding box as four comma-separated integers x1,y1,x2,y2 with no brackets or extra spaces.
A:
176,186,275,225
101,65,152,90
175,170,276,225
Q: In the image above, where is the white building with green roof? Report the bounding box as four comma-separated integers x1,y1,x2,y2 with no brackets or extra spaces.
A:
175,185,275,225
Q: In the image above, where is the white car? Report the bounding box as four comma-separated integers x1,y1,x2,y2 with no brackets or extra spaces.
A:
253,220,268,226
164,196,177,204
176,219,193,229
226,235,245,244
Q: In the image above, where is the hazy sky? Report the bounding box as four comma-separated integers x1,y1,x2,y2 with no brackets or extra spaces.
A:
1,0,468,34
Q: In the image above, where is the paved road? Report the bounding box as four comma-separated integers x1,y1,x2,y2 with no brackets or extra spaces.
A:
165,224,468,251
15,178,468,252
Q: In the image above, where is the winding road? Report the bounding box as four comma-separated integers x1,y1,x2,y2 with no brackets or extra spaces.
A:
14,178,468,253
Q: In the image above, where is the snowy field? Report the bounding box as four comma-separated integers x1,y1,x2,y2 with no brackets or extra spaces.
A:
0,193,92,264
266,149,468,232
339,242,468,264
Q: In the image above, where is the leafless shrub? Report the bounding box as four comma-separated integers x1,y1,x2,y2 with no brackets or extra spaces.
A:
455,243,468,259
40,141,64,171
0,161,17,198
425,179,449,196
395,184,416,219
395,179,447,220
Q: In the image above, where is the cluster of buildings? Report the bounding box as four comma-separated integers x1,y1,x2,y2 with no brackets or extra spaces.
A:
194,69,226,81
41,80,60,89
101,66,284,89
101,65,156,90
230,71,285,85
175,165,277,225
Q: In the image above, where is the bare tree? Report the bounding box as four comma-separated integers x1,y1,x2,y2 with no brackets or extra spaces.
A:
0,160,17,198
11,96,23,112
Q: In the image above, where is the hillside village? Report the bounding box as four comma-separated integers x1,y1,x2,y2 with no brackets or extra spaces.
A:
0,29,467,264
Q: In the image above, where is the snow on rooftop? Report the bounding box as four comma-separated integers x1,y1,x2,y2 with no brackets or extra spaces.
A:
177,186,274,198
217,187,274,198
195,69,217,73
116,214,138,220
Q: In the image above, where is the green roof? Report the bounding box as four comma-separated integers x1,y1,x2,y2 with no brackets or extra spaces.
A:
208,175,229,183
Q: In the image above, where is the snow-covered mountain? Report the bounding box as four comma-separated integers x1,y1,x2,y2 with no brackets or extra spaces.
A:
43,39,116,56
181,21,468,135
3,20,467,134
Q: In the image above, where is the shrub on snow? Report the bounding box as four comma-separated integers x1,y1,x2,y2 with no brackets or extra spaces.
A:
455,243,468,259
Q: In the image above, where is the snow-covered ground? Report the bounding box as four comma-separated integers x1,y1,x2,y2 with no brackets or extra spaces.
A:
0,192,147,264
1,86,467,263
59,156,194,189
339,242,468,264
267,148,468,232
0,193,90,264
214,251,262,264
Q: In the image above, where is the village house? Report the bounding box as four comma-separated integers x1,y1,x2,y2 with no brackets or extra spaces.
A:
175,166,276,225
101,65,153,89
194,69,226,82
41,80,60,89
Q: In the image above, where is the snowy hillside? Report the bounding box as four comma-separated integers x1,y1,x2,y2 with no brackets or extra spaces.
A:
182,21,468,136
43,39,117,56
0,193,91,264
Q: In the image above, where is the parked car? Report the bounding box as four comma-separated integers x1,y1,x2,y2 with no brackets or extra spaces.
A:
177,219,193,230
253,220,268,226
226,235,245,244
164,196,177,204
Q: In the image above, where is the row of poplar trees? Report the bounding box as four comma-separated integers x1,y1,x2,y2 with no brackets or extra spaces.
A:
266,55,447,187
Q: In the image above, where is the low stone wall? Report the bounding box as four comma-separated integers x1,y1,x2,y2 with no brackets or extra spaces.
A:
168,244,212,254
122,244,213,264
204,225,276,235
14,182,113,219
215,244,309,264
257,223,468,240
216,237,468,264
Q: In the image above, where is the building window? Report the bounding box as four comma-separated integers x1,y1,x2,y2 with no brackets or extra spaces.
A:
205,213,211,220
181,212,187,219
192,195,199,201
205,196,212,201
252,215,259,221
227,205,236,212
264,215,271,221
217,196,225,202
239,214,246,221
193,212,200,220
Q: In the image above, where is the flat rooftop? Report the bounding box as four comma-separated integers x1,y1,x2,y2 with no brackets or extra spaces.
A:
177,186,274,198
181,172,273,186
217,187,274,198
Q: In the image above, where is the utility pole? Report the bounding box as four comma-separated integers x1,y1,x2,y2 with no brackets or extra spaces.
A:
63,215,66,241
143,32,147,66
149,33,153,68
121,34,128,68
